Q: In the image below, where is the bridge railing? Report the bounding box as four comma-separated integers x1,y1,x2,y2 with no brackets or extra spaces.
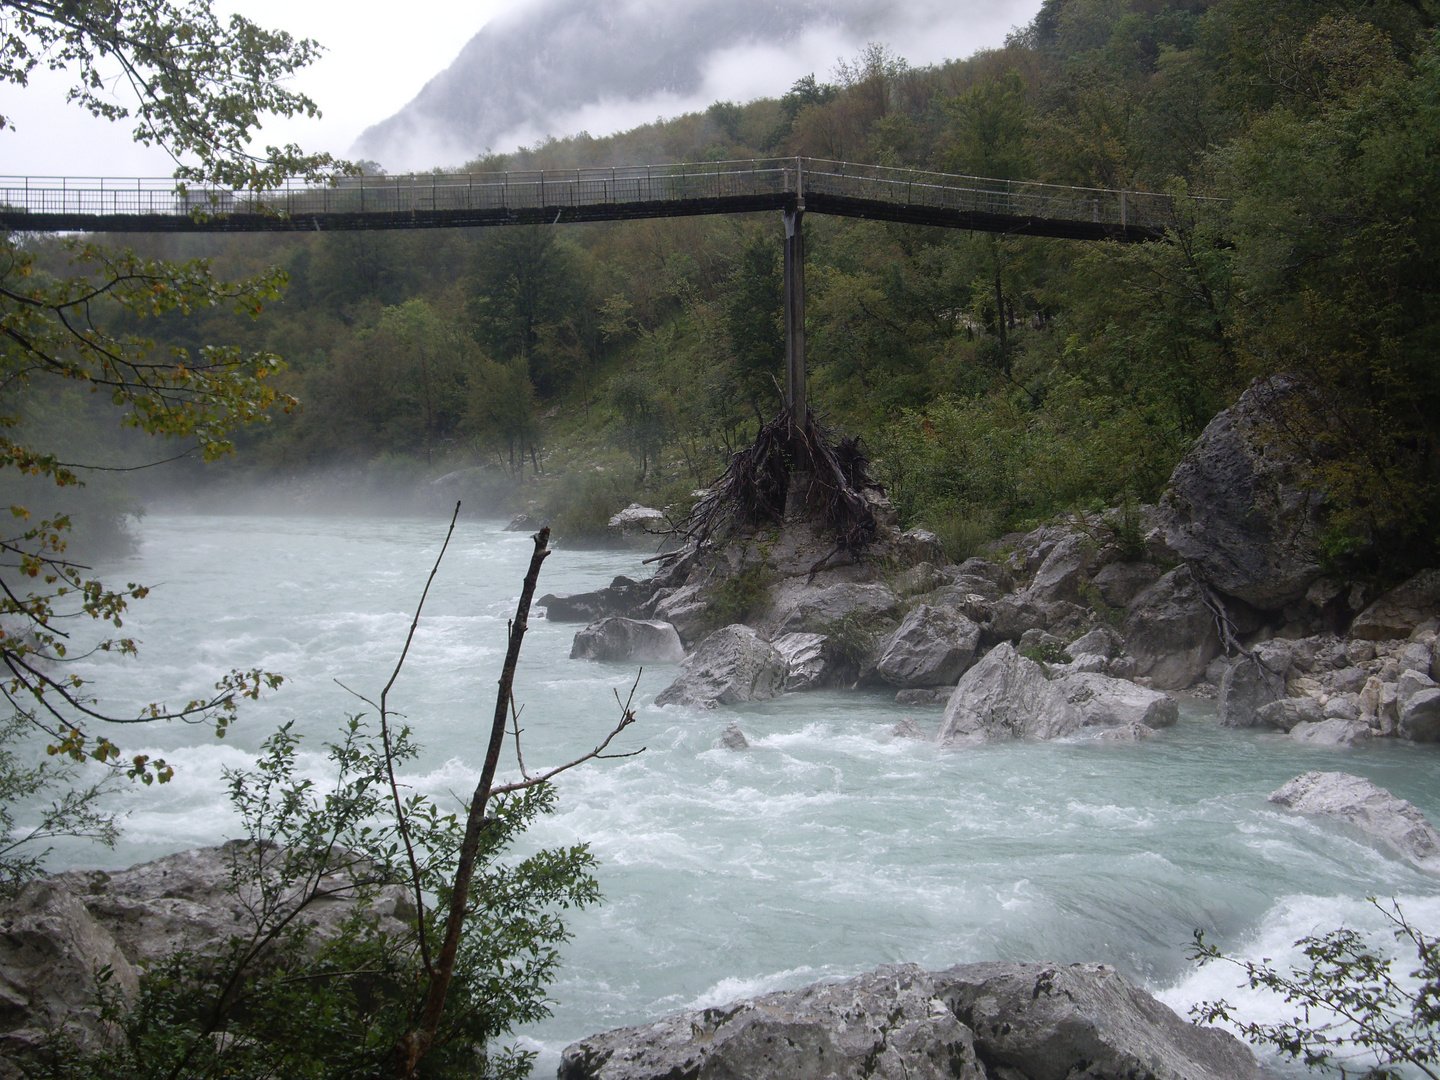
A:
0,159,1187,232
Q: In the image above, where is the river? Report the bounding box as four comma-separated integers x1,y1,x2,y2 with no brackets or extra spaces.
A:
44,512,1440,1076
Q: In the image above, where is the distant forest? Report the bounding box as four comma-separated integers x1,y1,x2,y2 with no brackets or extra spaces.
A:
20,0,1440,580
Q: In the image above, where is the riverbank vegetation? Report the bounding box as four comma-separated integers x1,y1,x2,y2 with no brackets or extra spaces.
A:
23,0,1437,587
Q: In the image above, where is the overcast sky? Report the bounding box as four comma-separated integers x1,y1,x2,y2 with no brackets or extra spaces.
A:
2,0,1039,178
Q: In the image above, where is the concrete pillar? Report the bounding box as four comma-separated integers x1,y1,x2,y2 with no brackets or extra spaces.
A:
783,208,806,429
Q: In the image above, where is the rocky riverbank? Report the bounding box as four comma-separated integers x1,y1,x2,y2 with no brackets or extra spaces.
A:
545,379,1440,748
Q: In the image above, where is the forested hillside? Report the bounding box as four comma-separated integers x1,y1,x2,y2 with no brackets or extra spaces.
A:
25,0,1440,581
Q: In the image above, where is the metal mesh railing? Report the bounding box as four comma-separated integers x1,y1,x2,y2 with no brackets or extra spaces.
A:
0,158,1181,233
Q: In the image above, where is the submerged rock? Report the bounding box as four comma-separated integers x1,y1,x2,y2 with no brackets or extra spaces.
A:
895,688,944,706
655,625,785,710
874,604,981,688
719,723,749,750
570,617,684,663
558,960,1256,1080
1269,771,1440,872
891,718,931,739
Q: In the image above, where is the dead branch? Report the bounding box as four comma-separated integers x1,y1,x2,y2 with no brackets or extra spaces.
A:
490,673,646,795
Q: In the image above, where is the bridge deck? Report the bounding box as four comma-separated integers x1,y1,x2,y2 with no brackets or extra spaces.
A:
0,159,1179,242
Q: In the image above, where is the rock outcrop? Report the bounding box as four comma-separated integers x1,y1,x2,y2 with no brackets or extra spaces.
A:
570,617,684,663
1269,771,1440,872
655,625,786,709
772,631,827,691
541,576,649,622
558,961,1257,1080
1161,377,1325,611
936,644,1176,746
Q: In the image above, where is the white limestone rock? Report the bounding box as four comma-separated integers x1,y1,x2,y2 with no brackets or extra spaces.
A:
1269,771,1440,871
874,604,981,688
570,617,684,664
654,625,785,710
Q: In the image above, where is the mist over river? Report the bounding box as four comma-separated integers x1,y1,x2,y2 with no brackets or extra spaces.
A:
48,513,1440,1076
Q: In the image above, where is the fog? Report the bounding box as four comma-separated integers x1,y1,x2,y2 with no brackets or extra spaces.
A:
355,0,1043,171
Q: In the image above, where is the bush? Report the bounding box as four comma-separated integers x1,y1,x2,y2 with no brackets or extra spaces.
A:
703,559,775,629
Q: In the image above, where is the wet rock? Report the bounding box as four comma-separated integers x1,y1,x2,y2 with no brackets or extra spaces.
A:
1255,696,1324,732
540,577,648,623
1161,377,1326,610
1350,569,1440,641
1100,721,1155,741
719,724,749,750
655,625,785,710
570,618,684,664
1400,688,1440,742
1290,719,1372,746
937,961,1259,1080
763,581,900,637
503,513,543,532
560,960,1253,1080
1121,566,1222,690
891,718,931,739
651,583,710,645
875,605,982,688
1054,672,1179,730
0,879,140,1059
937,644,1175,746
607,503,666,544
1269,771,1440,871
1091,561,1164,609
895,689,944,706
559,963,986,1080
771,631,828,691
1218,654,1287,727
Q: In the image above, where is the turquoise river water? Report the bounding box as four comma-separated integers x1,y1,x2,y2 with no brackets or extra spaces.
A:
37,513,1440,1076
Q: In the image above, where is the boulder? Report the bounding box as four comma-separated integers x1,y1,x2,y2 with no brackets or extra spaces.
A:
1400,687,1440,742
540,577,648,623
1005,525,1073,580
772,632,828,691
1290,719,1372,746
1053,673,1178,731
938,644,1075,746
937,961,1258,1080
1091,561,1163,609
559,960,1254,1080
1121,566,1222,690
651,583,711,645
1350,569,1440,641
719,724,749,750
607,503,666,544
956,557,1011,588
1269,771,1440,872
937,644,1175,746
1026,533,1094,603
559,964,986,1080
874,605,981,688
655,625,786,710
0,879,139,1059
986,596,1047,642
1161,377,1326,610
570,618,684,664
1323,693,1360,721
891,718,931,739
1100,722,1155,741
1218,654,1287,727
897,528,946,565
503,513,543,532
1069,625,1123,659
1254,696,1324,732
763,580,900,637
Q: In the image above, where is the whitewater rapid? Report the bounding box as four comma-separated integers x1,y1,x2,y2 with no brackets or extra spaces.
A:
38,513,1440,1075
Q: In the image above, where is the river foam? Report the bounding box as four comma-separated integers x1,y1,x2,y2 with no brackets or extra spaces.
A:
31,512,1440,1076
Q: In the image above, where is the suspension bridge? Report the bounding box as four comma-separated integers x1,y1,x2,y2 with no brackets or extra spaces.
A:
0,157,1185,425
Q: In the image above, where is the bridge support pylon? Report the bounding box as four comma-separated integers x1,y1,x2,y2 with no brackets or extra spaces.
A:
783,207,806,430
